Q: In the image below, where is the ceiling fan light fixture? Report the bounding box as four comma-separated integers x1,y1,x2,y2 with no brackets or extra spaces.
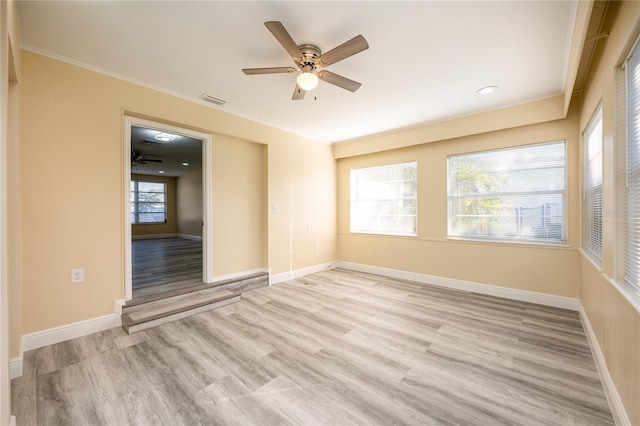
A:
297,72,319,91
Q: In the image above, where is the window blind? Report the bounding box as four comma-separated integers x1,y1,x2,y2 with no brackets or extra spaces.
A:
583,106,603,264
620,39,640,292
448,141,566,243
350,161,417,236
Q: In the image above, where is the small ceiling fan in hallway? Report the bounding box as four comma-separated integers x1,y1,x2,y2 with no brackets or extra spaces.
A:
242,21,369,100
131,151,163,166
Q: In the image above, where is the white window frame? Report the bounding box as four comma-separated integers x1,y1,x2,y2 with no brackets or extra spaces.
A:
130,180,167,224
447,141,567,245
583,105,603,266
616,34,640,298
350,161,418,236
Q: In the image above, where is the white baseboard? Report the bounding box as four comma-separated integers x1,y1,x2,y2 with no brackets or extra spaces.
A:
11,309,121,379
177,233,203,241
271,261,336,285
131,233,177,240
10,357,23,380
113,299,125,327
208,268,270,284
579,303,631,426
22,313,119,353
333,261,580,311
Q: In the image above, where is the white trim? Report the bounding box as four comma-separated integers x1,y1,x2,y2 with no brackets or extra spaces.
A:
207,268,270,285
22,313,118,353
123,116,214,301
202,137,214,284
580,247,605,273
177,233,203,242
609,277,640,315
333,262,580,311
131,233,177,241
113,299,125,328
579,303,631,426
123,118,133,301
9,357,22,380
271,262,336,286
9,310,122,379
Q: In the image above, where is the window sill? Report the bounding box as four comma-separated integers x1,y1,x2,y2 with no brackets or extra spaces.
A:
446,236,571,249
348,231,418,238
608,278,640,315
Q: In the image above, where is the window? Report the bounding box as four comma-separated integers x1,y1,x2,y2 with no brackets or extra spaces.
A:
350,161,417,236
583,106,603,264
448,141,566,244
617,38,640,293
131,180,166,224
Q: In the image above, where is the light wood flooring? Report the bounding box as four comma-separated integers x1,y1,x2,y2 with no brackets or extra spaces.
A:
11,269,614,425
132,238,203,300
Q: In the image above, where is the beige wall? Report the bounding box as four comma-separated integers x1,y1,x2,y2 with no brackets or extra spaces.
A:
337,107,581,298
212,137,267,276
269,137,337,274
177,171,202,238
578,2,640,424
18,50,336,334
131,173,177,237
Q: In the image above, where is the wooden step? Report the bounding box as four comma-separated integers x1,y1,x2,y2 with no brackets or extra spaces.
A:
210,271,269,293
122,288,240,334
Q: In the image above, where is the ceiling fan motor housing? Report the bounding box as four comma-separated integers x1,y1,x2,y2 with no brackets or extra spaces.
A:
297,44,321,71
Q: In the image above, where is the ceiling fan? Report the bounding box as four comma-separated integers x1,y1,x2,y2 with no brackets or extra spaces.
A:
242,21,369,100
131,151,162,166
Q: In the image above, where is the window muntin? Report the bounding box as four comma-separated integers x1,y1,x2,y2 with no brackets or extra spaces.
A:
131,180,167,224
350,161,417,236
448,141,566,244
583,106,603,265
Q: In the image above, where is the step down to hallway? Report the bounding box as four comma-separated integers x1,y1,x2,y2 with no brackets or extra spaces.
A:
122,288,240,334
122,271,270,334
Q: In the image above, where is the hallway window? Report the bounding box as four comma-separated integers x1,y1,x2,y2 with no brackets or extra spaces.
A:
350,161,417,236
131,180,167,224
448,141,566,244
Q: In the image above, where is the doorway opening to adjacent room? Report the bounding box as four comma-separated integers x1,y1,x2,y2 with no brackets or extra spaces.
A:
123,116,213,301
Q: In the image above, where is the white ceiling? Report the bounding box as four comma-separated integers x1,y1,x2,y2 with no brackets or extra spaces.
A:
17,1,577,144
131,126,202,177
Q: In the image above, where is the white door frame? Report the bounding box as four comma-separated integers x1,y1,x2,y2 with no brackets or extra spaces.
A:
123,116,213,301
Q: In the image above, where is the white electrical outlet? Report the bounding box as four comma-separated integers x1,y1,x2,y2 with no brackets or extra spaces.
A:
71,268,84,283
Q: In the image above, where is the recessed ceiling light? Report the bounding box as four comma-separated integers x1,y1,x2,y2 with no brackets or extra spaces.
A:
477,86,498,95
182,162,189,166
155,132,178,142
158,170,165,174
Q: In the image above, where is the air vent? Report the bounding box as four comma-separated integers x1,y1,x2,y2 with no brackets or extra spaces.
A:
200,94,226,106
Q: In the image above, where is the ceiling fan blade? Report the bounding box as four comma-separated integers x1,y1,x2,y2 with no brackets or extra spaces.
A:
242,67,296,75
292,84,305,100
264,21,302,60
318,70,362,92
318,35,369,66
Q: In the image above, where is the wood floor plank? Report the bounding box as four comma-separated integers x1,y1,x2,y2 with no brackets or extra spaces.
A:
12,268,615,425
132,237,203,300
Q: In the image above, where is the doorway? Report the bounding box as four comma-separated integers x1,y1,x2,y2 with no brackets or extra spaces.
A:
123,116,213,301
